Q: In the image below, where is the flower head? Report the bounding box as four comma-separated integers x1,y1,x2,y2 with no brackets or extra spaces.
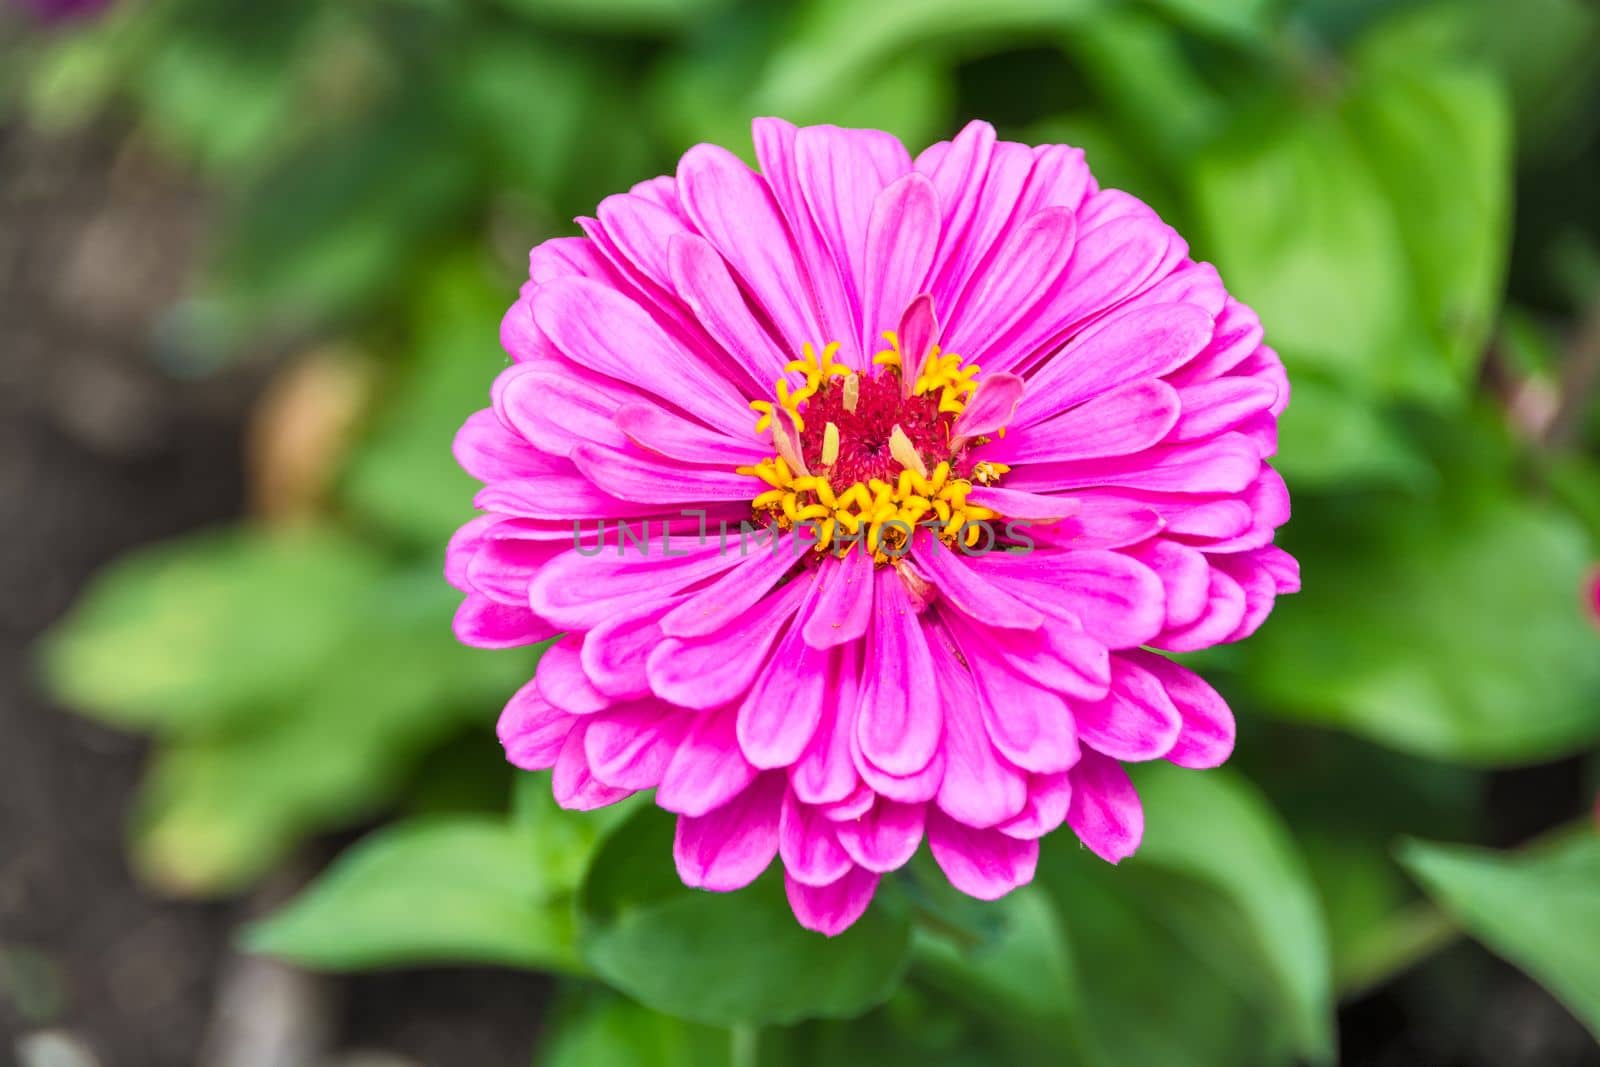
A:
448,120,1297,934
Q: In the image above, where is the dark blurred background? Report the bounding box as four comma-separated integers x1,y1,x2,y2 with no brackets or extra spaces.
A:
3,1,1600,1065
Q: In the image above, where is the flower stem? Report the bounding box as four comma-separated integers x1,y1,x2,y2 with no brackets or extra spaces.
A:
730,1023,760,1067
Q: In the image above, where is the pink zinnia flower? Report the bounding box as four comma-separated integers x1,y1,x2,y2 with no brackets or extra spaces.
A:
448,120,1297,935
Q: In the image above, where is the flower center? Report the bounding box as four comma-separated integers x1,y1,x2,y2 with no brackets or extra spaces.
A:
739,335,1011,561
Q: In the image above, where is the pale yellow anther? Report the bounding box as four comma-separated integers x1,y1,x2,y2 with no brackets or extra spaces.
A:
888,425,929,479
842,373,860,413
821,422,840,467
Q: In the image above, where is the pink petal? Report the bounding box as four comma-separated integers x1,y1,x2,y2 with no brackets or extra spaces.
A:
581,599,684,700
552,720,634,811
1066,750,1143,863
453,409,560,483
784,866,879,937
949,625,1080,774
950,372,1025,440
674,773,784,891
930,639,1028,828
528,541,745,630
497,678,575,771
677,143,823,356
778,789,853,886
533,276,750,436
1125,540,1211,630
856,569,942,777
571,443,758,504
1152,566,1248,652
832,799,925,873
750,117,857,361
911,536,1043,630
648,581,807,709
660,547,800,639
1170,377,1280,444
615,402,771,466
537,639,613,715
1075,654,1183,762
987,378,1180,464
790,644,863,805
987,549,1165,649
453,594,556,649
926,810,1039,900
1004,433,1263,497
997,770,1074,840
1127,650,1236,768
738,581,834,768
666,232,789,387
585,703,693,789
656,706,760,817
930,141,1032,314
990,214,1174,373
861,174,940,354
1013,302,1213,425
945,208,1078,360
802,551,877,649
796,124,910,345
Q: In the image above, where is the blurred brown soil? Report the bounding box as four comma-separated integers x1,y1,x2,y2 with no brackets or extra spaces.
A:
0,120,545,1067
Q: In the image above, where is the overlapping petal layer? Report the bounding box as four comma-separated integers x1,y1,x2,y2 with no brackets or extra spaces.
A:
450,119,1296,934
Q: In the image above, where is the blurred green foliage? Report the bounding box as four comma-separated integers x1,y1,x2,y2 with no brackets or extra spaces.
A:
20,0,1600,1062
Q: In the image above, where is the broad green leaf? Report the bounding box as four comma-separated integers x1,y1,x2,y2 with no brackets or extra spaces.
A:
1342,64,1510,386
1189,56,1510,405
1273,376,1432,491
1035,841,1301,1067
1131,764,1335,1063
1399,833,1600,1039
1241,463,1600,763
578,806,913,1025
1191,106,1428,398
247,815,580,972
40,528,384,734
127,569,533,894
757,0,1103,118
1060,10,1228,169
913,886,1090,1062
214,91,476,330
494,0,730,33
512,771,642,897
1142,0,1281,44
539,993,732,1067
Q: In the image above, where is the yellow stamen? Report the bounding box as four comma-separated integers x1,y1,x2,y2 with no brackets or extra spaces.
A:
821,422,840,467
888,425,928,479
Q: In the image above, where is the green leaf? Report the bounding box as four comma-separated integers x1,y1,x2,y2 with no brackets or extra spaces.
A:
40,528,384,734
1034,841,1302,1066
1141,0,1281,44
512,770,642,897
214,90,476,330
1131,764,1336,1063
494,0,731,34
1241,454,1600,763
341,257,512,547
539,993,733,1067
578,806,913,1025
1399,832,1600,1039
116,562,532,895
247,815,580,972
1273,376,1432,491
756,0,1103,119
1188,56,1510,405
1341,63,1511,387
913,886,1090,1062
